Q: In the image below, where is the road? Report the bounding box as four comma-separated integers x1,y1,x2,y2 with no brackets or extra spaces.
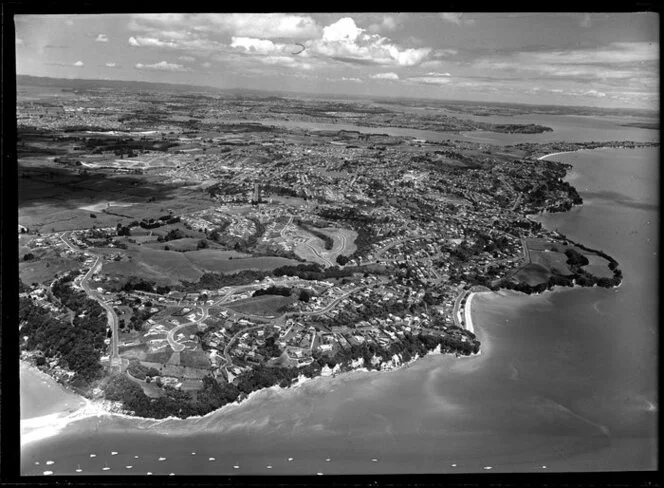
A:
520,235,531,264
166,307,209,353
222,323,266,366
62,232,123,373
221,285,369,369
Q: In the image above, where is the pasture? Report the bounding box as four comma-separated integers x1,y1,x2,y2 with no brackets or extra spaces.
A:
227,295,295,316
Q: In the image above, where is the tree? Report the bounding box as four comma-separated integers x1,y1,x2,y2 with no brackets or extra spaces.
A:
23,253,35,261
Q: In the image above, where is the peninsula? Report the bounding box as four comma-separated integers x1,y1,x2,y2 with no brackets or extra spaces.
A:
18,77,649,419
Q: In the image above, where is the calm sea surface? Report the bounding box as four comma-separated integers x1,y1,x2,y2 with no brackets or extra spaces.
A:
221,113,659,145
21,136,658,474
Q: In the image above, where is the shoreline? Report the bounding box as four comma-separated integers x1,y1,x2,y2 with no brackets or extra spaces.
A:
537,150,580,161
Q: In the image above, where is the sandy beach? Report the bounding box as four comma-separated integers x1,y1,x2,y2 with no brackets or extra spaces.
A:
537,150,579,161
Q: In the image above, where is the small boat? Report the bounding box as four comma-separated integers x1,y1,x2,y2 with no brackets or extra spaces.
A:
483,466,493,470
147,472,152,475
371,458,378,462
34,462,40,465
125,465,133,469
75,464,82,473
89,454,96,458
45,460,55,465
316,472,324,476
102,465,110,471
111,451,118,456
325,458,331,462
287,458,293,462
43,471,54,476
233,465,240,469
158,457,166,461
134,455,139,459
451,464,457,467
169,473,175,476
192,452,196,455
208,457,215,461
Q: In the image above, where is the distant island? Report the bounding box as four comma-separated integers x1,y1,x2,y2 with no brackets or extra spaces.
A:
18,77,650,420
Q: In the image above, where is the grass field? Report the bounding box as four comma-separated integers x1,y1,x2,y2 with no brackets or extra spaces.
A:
180,350,211,369
142,237,224,252
584,255,614,278
20,256,82,285
103,246,204,284
184,251,299,273
227,295,295,316
529,250,573,275
513,263,552,286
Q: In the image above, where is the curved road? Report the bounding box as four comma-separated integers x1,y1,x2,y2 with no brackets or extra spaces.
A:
61,232,123,373
222,285,369,366
166,307,209,352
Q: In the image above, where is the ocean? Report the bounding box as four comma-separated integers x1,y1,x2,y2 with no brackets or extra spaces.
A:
20,142,658,475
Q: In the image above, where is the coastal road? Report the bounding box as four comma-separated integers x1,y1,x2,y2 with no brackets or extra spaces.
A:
62,232,123,373
520,235,531,264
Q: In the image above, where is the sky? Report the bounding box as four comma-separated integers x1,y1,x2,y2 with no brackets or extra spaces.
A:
14,12,660,109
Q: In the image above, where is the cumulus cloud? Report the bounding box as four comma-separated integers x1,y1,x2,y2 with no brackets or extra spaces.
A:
201,61,211,68
105,62,117,68
129,36,178,48
95,34,108,42
370,72,399,80
310,17,430,66
342,76,363,82
583,89,606,97
130,13,321,39
178,55,196,62
439,13,475,26
135,61,190,72
73,60,84,67
230,37,286,55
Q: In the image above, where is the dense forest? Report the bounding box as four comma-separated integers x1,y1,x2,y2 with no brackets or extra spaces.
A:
20,275,108,387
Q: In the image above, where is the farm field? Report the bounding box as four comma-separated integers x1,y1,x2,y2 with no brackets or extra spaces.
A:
184,251,300,273
227,295,295,316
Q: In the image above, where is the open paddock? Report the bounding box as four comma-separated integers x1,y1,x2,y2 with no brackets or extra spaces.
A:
184,250,299,273
102,246,204,284
512,263,551,286
227,295,295,316
529,250,573,276
180,350,211,369
20,256,82,285
584,255,615,278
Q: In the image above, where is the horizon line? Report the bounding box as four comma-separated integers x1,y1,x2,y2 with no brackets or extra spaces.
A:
15,73,658,113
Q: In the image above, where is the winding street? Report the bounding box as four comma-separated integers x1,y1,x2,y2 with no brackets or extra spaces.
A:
166,307,209,353
61,232,123,373
221,285,369,367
